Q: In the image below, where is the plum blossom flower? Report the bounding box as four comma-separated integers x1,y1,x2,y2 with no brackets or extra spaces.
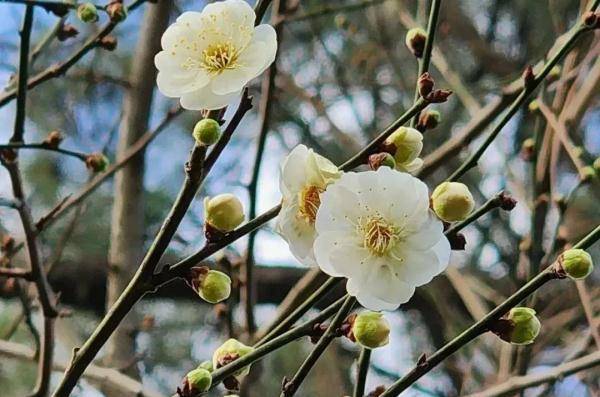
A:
276,145,341,266
314,167,450,311
155,0,277,110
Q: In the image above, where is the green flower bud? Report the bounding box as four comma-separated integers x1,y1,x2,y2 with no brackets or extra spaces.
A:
548,65,561,81
580,166,596,182
431,182,475,222
417,109,441,131
179,367,212,396
351,311,390,349
85,152,109,173
77,3,99,23
405,27,427,58
198,360,214,372
502,307,541,345
593,157,600,172
204,194,245,233
384,127,423,166
198,270,231,304
213,338,255,376
528,100,539,113
560,248,594,280
368,152,396,170
193,119,221,146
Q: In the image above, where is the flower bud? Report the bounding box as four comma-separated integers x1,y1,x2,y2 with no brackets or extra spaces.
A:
57,24,79,42
528,100,539,113
384,127,423,166
593,157,600,172
405,27,427,58
85,153,109,173
418,72,434,98
520,138,535,161
107,1,127,23
177,367,212,397
204,194,245,233
351,311,390,349
193,119,221,146
43,131,63,149
431,182,475,222
213,338,254,376
99,36,118,51
548,65,561,81
492,307,541,345
417,110,441,131
522,65,535,89
580,166,596,183
77,3,99,23
368,152,396,170
191,267,231,304
560,248,594,280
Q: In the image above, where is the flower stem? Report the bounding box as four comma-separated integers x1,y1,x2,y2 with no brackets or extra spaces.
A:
354,348,371,397
210,295,348,386
281,296,356,397
378,224,600,397
411,0,442,127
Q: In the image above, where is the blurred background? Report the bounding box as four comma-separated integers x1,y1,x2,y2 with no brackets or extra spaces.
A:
0,0,599,396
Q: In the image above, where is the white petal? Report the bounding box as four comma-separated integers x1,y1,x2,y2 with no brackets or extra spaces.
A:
248,24,278,73
180,85,240,110
280,145,309,195
432,234,451,272
315,183,364,233
389,249,440,286
401,212,445,250
203,0,255,48
277,202,317,266
348,266,415,311
313,231,367,278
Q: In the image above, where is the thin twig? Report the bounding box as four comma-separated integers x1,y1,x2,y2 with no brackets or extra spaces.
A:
10,4,33,143
354,348,371,397
444,191,507,236
0,142,88,161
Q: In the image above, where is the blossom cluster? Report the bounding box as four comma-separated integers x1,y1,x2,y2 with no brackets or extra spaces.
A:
276,143,452,311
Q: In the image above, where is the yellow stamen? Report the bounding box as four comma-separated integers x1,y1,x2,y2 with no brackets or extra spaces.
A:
297,185,324,224
358,215,400,256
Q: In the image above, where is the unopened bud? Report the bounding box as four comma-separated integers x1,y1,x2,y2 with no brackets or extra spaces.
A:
383,126,423,168
1,235,15,253
213,339,254,376
368,152,396,170
189,267,232,304
520,138,535,161
548,65,561,81
528,100,539,113
43,131,63,149
418,72,434,98
417,109,441,131
193,119,221,146
107,1,127,23
593,157,600,172
351,311,390,349
427,89,452,103
77,3,99,23
405,27,427,58
99,36,118,51
85,153,109,173
177,367,212,397
492,307,541,345
580,166,596,183
583,11,599,28
497,191,517,211
448,232,466,250
57,24,79,42
198,360,214,372
204,194,245,234
431,182,475,222
559,248,594,280
522,65,535,89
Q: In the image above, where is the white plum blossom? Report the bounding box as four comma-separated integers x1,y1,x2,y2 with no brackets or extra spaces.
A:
276,145,341,266
155,0,277,110
314,167,450,311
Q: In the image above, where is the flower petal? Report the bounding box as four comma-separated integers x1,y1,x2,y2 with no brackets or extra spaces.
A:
280,145,309,195
313,231,367,278
276,201,316,266
180,85,240,110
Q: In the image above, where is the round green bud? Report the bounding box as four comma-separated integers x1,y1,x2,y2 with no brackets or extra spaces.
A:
528,100,539,113
505,307,541,345
184,367,212,394
193,119,221,146
560,248,594,280
197,360,214,372
384,127,423,166
197,270,231,304
85,153,109,173
204,193,245,233
352,311,390,349
405,27,427,57
213,338,255,376
77,3,98,23
431,182,475,222
581,166,596,182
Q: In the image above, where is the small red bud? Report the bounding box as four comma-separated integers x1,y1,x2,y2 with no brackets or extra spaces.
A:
418,72,435,98
447,232,466,250
43,131,63,149
98,36,118,51
498,192,517,211
57,24,79,41
522,65,535,89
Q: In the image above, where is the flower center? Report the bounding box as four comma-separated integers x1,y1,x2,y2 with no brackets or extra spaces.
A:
200,42,241,75
358,215,400,256
297,185,323,224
